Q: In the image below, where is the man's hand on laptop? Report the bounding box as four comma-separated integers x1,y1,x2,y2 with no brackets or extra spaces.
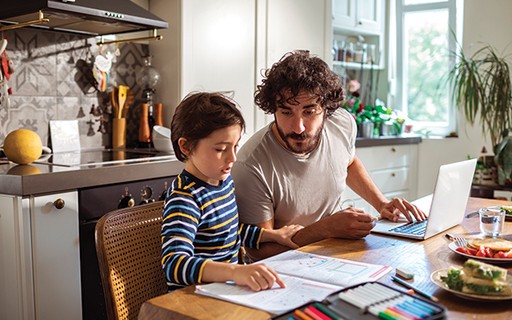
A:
378,198,427,222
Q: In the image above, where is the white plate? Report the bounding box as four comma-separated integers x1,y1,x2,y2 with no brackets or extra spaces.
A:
448,241,512,264
431,268,512,301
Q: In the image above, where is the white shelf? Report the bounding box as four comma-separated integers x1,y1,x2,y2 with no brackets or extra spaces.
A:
333,60,384,70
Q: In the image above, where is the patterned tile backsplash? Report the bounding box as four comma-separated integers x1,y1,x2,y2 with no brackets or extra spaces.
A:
0,28,149,149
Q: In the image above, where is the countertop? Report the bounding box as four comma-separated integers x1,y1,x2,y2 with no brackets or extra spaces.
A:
355,134,422,147
0,135,420,197
0,154,184,196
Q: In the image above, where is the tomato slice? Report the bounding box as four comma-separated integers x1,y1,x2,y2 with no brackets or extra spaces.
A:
455,247,469,254
466,247,478,256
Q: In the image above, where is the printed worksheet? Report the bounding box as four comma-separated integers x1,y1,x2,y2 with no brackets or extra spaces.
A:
195,250,392,314
263,250,392,287
196,274,340,314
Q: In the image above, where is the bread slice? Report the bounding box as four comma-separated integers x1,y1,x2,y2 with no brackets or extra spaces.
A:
461,274,512,296
467,238,512,251
463,259,507,281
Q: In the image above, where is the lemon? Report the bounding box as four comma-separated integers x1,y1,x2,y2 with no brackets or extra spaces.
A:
3,129,43,164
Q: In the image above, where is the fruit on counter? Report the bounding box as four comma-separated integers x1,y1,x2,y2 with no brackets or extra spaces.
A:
3,129,43,164
441,259,512,296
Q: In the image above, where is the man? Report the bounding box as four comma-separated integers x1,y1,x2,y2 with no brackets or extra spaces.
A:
232,50,426,260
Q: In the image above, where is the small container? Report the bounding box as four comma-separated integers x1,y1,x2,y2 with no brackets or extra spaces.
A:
478,207,505,238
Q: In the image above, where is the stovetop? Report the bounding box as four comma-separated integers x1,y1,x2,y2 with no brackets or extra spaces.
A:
33,148,175,167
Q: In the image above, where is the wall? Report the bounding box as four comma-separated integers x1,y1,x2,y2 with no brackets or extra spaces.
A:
416,0,512,196
1,28,149,149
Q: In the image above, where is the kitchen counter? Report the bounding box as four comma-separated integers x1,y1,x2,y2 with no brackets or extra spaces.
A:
355,134,422,148
0,151,184,196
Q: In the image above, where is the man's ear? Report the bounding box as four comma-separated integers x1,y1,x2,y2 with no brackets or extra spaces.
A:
178,137,190,157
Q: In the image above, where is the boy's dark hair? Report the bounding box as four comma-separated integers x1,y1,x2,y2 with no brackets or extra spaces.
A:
171,92,245,162
254,50,345,117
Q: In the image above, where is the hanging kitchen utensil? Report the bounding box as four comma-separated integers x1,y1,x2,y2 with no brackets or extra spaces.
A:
2,51,11,81
0,39,7,55
122,88,135,119
111,87,119,118
93,52,113,92
117,85,129,118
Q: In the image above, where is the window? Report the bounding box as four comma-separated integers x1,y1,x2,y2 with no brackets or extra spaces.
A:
393,0,462,137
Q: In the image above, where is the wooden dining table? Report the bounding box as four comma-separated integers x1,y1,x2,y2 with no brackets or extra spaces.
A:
138,197,512,320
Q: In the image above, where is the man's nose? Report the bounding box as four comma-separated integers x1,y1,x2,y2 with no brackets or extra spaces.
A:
291,114,305,133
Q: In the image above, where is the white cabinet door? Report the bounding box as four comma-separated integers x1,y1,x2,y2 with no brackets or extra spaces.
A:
0,195,34,320
333,0,356,29
180,0,257,135
333,0,384,34
255,0,330,130
29,191,82,320
356,0,383,32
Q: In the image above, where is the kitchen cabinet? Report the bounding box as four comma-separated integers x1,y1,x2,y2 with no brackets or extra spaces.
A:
0,191,81,320
332,0,385,70
150,0,331,136
333,0,384,33
342,144,419,215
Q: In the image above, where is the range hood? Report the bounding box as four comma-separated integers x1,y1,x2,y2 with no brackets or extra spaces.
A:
0,0,168,36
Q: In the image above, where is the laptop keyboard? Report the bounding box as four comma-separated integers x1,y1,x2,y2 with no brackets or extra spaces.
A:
389,219,429,235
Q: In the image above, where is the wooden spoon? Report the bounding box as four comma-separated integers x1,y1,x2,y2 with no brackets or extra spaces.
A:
118,85,129,118
111,87,119,118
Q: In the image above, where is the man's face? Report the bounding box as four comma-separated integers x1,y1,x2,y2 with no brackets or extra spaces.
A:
273,90,326,155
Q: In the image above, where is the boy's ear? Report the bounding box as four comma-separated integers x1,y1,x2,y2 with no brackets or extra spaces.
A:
178,137,190,156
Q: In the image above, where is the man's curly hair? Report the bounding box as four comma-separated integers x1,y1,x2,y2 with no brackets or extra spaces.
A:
254,50,345,117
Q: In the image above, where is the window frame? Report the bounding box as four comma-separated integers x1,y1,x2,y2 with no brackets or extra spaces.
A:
393,0,463,137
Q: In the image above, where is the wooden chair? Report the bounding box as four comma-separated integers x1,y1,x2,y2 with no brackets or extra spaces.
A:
95,201,168,320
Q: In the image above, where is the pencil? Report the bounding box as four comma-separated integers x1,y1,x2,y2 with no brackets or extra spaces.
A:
294,309,314,320
391,276,439,302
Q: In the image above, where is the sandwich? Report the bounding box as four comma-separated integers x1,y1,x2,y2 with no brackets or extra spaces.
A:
441,259,511,296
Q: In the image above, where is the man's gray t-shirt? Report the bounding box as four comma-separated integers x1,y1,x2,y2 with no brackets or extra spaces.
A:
232,108,357,228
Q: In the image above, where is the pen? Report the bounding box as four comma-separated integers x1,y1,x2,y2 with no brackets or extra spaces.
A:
391,276,439,302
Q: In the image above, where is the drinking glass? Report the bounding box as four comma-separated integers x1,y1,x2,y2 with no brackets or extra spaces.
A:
478,207,505,238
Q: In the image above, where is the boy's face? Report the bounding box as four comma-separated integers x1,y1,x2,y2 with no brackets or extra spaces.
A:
272,90,325,155
184,124,242,186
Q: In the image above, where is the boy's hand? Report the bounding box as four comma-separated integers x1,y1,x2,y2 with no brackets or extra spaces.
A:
271,224,304,248
232,263,285,291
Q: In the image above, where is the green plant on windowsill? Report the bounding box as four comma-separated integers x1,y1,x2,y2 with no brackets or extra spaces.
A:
343,97,405,136
447,44,512,186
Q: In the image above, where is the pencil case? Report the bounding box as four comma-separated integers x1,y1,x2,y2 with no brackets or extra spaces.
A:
272,281,447,320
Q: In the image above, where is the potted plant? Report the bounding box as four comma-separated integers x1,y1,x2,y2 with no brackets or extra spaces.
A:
447,44,512,186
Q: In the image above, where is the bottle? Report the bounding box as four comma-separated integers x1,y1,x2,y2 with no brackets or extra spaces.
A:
154,103,163,127
138,103,155,148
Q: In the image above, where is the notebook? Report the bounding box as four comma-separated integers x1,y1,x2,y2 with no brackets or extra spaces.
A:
371,158,477,240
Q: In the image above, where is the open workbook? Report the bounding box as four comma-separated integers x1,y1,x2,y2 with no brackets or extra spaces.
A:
195,250,392,314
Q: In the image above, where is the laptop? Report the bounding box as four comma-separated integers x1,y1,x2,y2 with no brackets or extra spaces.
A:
371,158,477,240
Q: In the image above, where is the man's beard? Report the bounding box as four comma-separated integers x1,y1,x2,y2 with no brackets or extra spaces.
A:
274,121,323,154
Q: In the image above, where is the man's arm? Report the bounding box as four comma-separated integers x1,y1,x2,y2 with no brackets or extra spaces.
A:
345,155,388,213
346,155,427,221
245,210,376,261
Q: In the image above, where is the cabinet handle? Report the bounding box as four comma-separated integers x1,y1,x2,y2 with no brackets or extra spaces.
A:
53,198,65,209
391,172,396,177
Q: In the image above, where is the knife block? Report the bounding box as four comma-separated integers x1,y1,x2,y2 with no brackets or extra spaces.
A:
112,118,126,149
